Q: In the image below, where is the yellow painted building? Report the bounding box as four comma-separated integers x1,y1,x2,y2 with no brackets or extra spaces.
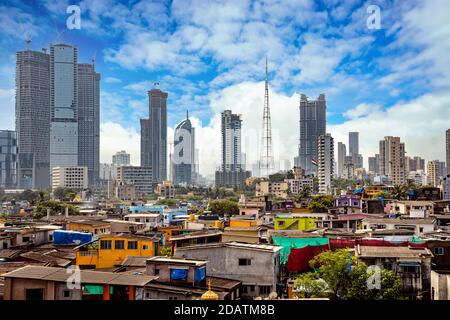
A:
274,214,316,230
75,234,159,269
65,220,111,236
229,218,257,228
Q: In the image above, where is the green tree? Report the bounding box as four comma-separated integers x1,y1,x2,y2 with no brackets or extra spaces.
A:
208,199,239,216
155,199,177,207
308,195,334,213
34,200,79,219
373,191,392,199
346,263,403,300
293,272,330,298
295,250,404,300
391,184,408,200
53,187,67,200
310,249,355,298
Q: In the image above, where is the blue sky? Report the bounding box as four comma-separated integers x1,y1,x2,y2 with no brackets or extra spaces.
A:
1,0,450,177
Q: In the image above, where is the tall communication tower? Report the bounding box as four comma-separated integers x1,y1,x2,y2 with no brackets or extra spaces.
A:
259,57,274,177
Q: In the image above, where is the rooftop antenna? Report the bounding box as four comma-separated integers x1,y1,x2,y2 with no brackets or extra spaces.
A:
259,56,274,178
25,34,32,50
92,50,97,66
186,110,189,120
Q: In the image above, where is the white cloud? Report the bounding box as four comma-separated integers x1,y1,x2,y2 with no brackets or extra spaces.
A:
105,77,122,83
343,103,381,119
100,122,140,165
330,92,450,168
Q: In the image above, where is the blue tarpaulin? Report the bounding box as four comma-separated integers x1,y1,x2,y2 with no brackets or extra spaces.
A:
53,230,93,245
194,267,206,283
354,187,365,194
171,268,188,280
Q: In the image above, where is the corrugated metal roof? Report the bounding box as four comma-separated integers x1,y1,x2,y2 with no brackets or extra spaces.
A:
3,265,158,286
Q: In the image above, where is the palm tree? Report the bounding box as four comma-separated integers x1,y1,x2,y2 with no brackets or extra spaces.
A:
391,184,408,200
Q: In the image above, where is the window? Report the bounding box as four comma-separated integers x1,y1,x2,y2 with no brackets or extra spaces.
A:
143,245,148,250
22,236,30,242
242,286,248,294
155,269,160,275
100,240,112,250
419,227,424,233
278,221,285,227
259,286,271,295
26,288,44,300
434,247,444,255
238,258,251,266
115,240,124,250
401,265,419,273
249,285,255,292
169,296,178,300
63,290,71,298
128,241,138,249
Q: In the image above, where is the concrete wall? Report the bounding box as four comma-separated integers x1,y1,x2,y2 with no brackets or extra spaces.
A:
431,271,450,300
175,246,279,298
4,278,55,300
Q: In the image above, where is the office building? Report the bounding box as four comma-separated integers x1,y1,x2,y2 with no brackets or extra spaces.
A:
379,136,406,185
15,49,51,189
317,133,334,195
172,112,196,185
99,163,118,181
337,142,346,178
49,44,79,172
77,63,100,187
405,156,425,173
116,166,153,196
215,110,251,188
112,150,131,166
141,89,167,182
446,129,450,175
427,160,446,188
368,155,380,176
295,94,326,176
51,166,88,191
0,130,17,188
349,132,359,156
348,132,363,169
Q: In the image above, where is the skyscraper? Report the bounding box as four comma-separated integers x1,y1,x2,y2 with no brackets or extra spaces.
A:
337,142,346,178
427,160,446,187
349,132,363,169
215,110,250,188
368,155,380,176
77,63,100,187
172,111,195,185
141,88,168,183
49,44,78,172
0,130,17,188
317,133,334,195
15,49,50,189
379,136,406,185
349,132,359,156
112,151,131,166
296,94,326,176
446,129,450,175
259,58,274,177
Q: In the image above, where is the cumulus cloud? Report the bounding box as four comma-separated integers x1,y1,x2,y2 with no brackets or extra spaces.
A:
100,122,140,165
330,92,450,168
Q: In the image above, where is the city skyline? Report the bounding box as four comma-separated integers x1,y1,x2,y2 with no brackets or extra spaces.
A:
1,1,450,177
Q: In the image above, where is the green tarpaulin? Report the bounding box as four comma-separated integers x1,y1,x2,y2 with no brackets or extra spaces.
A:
84,285,113,295
272,236,329,264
